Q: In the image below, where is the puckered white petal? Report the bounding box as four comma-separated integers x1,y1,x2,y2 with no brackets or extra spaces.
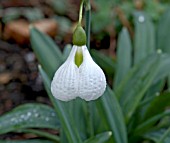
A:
78,46,106,101
51,45,106,101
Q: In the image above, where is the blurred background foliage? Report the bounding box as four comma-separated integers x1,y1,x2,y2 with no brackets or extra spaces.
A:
1,0,170,143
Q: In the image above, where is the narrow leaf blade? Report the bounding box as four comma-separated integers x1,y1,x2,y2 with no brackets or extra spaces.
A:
157,8,170,53
91,49,115,77
39,66,83,143
0,103,59,135
96,87,127,143
0,140,54,143
84,131,112,143
30,27,63,78
114,27,132,89
144,92,170,120
134,11,155,64
117,54,160,122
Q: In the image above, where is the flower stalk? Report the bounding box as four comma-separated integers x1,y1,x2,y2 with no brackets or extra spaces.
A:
85,0,91,49
78,0,85,25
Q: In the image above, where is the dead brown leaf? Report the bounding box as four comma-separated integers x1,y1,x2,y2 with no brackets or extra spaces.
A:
4,19,58,44
0,72,12,84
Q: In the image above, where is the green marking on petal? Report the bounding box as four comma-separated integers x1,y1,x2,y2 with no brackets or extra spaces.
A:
75,47,83,67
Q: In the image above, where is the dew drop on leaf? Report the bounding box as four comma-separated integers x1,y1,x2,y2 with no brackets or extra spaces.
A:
27,112,32,116
45,117,49,121
34,113,40,117
138,15,145,23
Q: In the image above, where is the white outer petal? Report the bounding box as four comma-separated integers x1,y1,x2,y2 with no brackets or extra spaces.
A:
51,45,106,102
51,46,79,101
78,46,106,101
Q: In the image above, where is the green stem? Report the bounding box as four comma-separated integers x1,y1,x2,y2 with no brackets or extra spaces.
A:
17,129,60,142
85,0,91,49
78,0,85,24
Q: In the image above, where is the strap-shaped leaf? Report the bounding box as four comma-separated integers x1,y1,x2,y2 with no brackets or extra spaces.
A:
154,54,170,83
134,11,155,64
157,8,170,53
134,111,170,135
144,92,170,120
30,27,83,143
157,8,170,90
0,140,54,143
156,127,170,143
39,66,83,143
116,54,160,122
16,129,60,142
0,103,59,135
30,27,63,79
91,49,115,77
144,128,170,143
96,87,127,143
114,27,132,89
84,131,112,143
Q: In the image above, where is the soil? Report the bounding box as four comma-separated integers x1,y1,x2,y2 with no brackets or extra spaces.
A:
0,39,53,140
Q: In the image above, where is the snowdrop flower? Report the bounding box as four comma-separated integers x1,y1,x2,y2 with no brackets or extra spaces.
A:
51,26,106,101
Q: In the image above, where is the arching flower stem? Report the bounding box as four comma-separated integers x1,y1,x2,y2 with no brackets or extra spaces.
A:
78,0,85,25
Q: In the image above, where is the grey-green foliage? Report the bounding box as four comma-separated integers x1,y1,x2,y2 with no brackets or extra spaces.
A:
84,132,112,143
114,27,132,89
0,103,59,135
96,87,127,143
2,2,170,143
157,8,170,53
134,11,155,64
0,140,54,143
91,49,115,77
144,129,170,143
30,27,63,79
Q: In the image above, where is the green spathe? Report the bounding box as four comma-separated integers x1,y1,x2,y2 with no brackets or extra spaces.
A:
73,25,86,46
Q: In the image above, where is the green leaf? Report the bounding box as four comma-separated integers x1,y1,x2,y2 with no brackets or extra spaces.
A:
16,129,60,142
156,127,170,143
116,54,160,122
144,129,170,143
91,49,115,77
138,80,165,122
96,87,127,143
157,8,170,53
134,11,155,64
30,27,63,79
0,140,54,143
84,131,112,143
154,54,170,83
65,99,88,140
144,92,170,120
39,66,83,143
114,27,132,89
0,103,59,135
134,111,170,135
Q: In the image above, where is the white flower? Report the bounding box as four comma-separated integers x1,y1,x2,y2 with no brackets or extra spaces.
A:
51,45,106,101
